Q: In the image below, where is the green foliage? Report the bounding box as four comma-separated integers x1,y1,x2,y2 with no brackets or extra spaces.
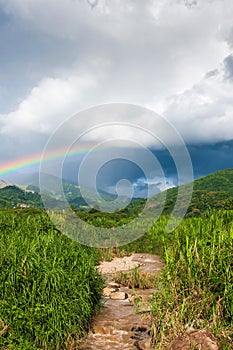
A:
0,185,43,208
150,210,233,348
0,210,103,349
130,168,233,217
0,186,66,210
114,267,159,289
193,168,233,194
75,208,134,228
1,169,233,349
186,190,232,215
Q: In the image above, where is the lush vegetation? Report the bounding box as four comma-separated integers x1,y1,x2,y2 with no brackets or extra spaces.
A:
107,210,233,348
0,210,103,350
193,168,233,194
0,169,233,348
0,186,65,210
146,168,233,216
78,207,233,348
148,210,233,349
1,169,233,215
0,186,43,209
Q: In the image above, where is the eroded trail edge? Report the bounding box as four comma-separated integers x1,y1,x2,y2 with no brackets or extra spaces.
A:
79,254,164,350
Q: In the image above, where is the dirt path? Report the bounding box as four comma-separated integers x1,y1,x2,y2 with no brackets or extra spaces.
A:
79,254,163,350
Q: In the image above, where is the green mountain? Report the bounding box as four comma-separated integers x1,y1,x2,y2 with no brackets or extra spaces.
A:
5,172,80,199
0,185,42,209
192,168,233,195
0,179,118,212
0,185,65,210
130,168,233,217
2,169,233,214
8,172,115,208
186,168,233,215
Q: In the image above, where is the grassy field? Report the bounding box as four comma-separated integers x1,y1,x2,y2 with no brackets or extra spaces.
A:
76,207,233,348
149,210,233,349
0,210,103,350
0,205,232,349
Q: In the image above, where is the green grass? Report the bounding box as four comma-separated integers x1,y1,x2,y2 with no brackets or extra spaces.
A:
0,210,103,349
114,266,159,289
44,206,233,348
1,202,232,349
150,210,233,349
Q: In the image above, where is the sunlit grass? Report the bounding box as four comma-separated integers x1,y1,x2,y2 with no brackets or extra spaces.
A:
0,211,103,349
1,206,232,349
114,266,159,289
150,210,233,349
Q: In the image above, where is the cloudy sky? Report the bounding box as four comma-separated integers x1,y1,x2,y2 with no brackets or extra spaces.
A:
0,0,233,195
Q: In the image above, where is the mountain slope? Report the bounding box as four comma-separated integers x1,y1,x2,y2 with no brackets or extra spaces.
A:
192,168,233,195
0,185,42,209
0,185,65,210
0,183,119,211
2,169,233,214
129,168,233,217
0,179,12,189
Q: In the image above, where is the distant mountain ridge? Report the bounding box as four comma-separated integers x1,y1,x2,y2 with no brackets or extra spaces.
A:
0,185,69,210
192,168,233,195
146,168,233,216
0,185,43,209
1,169,233,214
0,173,119,211
0,179,12,189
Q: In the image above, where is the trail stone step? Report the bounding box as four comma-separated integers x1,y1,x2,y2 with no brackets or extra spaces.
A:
103,286,118,297
110,291,128,300
79,254,164,350
108,281,121,288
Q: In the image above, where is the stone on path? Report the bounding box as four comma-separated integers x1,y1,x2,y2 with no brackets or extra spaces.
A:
102,286,118,297
79,254,163,350
110,291,128,300
108,281,121,288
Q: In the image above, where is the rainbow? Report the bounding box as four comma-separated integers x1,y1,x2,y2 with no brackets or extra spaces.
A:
0,141,128,177
0,145,92,178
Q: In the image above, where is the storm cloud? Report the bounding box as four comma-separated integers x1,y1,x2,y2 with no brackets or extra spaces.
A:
0,0,233,185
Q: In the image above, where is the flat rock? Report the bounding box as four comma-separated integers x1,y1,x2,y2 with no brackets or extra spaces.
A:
97,256,140,274
108,281,121,288
110,291,128,300
102,287,118,297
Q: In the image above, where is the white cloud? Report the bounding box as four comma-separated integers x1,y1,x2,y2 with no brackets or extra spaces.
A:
162,55,233,143
0,74,96,139
0,0,233,161
1,0,230,104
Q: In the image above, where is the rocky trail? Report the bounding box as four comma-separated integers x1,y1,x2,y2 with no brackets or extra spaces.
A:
79,254,163,350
